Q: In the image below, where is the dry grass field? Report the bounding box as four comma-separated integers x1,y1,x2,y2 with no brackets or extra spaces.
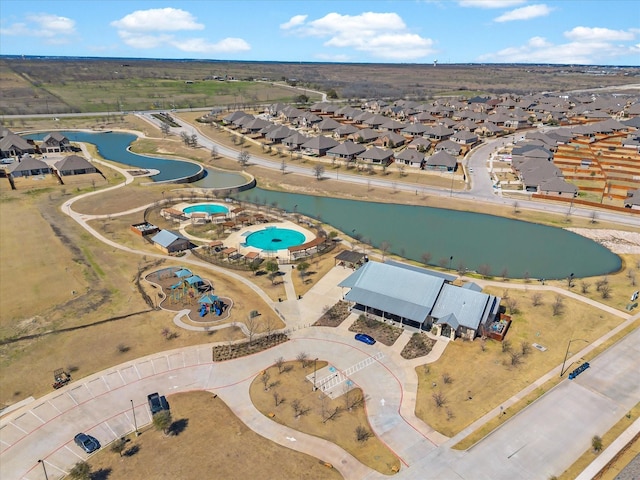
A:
86,391,342,480
415,288,626,438
250,361,401,475
2,57,637,115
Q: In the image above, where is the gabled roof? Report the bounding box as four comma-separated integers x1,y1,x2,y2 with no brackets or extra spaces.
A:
301,136,339,150
431,283,491,331
54,155,93,171
327,141,366,156
151,230,189,248
357,146,394,161
539,177,578,194
426,151,457,168
316,117,342,131
8,155,49,173
282,132,309,145
396,149,424,163
339,261,445,323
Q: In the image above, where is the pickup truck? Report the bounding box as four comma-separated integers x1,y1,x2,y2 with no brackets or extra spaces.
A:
147,392,170,415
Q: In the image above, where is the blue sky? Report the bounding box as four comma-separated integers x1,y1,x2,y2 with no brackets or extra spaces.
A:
1,0,639,65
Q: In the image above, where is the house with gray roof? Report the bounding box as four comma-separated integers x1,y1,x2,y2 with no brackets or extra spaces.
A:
42,132,71,153
395,148,424,168
333,124,359,138
434,140,462,156
356,146,394,166
0,131,35,159
327,141,366,161
282,132,309,150
314,117,342,133
8,155,51,178
425,151,458,171
539,177,578,198
375,131,405,148
54,155,97,176
624,189,640,210
301,136,338,156
349,128,380,144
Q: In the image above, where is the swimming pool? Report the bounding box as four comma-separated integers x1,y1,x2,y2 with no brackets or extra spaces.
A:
245,227,306,250
183,204,229,215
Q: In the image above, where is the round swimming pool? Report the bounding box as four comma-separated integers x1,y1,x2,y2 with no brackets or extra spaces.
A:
183,204,229,215
245,227,306,250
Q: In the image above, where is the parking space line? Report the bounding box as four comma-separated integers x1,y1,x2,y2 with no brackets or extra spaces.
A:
117,370,126,385
64,444,84,460
48,399,63,414
101,376,111,391
8,421,28,434
28,411,45,424
66,390,79,406
133,364,142,379
103,420,118,441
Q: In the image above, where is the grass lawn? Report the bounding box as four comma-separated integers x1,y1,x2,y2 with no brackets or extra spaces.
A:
250,361,401,475
415,288,626,438
86,391,341,480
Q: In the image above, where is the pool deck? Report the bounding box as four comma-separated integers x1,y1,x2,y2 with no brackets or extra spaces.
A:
225,221,315,258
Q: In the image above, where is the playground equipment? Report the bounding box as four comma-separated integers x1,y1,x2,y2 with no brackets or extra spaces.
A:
52,368,71,389
199,304,207,317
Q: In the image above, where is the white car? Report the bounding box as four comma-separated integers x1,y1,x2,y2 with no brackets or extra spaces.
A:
469,167,474,173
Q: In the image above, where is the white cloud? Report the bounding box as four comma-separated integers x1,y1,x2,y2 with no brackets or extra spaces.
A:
117,31,172,49
172,37,250,53
1,13,76,43
494,4,551,22
458,0,525,8
280,15,307,30
285,11,435,61
111,8,204,32
565,26,635,42
478,29,638,64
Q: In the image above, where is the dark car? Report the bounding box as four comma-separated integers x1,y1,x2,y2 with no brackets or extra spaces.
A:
355,333,376,345
74,433,100,453
148,392,170,415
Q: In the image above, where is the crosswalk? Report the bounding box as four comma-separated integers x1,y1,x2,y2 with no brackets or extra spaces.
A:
315,352,384,393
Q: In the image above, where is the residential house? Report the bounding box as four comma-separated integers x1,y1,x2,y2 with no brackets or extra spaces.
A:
538,177,578,198
624,189,640,209
326,141,366,162
301,136,339,156
7,155,51,177
0,130,35,158
41,132,70,153
356,147,394,166
53,155,97,176
375,131,405,148
434,140,462,156
282,132,309,151
349,128,380,144
395,148,424,168
425,151,458,171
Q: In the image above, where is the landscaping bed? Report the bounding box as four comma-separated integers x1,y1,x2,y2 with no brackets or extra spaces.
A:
212,333,288,361
313,301,352,327
401,333,437,359
348,315,403,346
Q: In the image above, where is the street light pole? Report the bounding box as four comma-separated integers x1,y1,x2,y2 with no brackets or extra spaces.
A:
313,358,318,391
449,256,453,271
560,338,588,377
38,459,49,480
131,399,139,436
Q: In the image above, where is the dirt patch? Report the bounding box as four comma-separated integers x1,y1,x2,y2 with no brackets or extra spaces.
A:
314,301,351,327
401,333,437,360
348,315,403,346
86,391,342,480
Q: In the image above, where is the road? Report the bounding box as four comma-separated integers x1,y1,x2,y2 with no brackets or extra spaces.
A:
156,114,640,228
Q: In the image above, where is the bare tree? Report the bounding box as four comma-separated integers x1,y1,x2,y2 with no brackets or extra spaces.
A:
210,145,218,159
421,252,432,266
523,271,531,283
510,351,522,366
313,164,325,180
456,261,467,275
260,371,271,391
595,277,609,292
111,437,127,457
379,241,391,260
296,352,309,368
590,210,598,224
432,392,447,408
442,372,453,384
274,356,285,374
500,267,509,280
502,339,512,353
245,314,259,346
355,425,373,442
273,391,284,407
345,389,364,411
160,122,170,136
600,284,611,299
520,341,531,356
238,149,250,167
513,201,520,214
280,157,287,174
291,399,308,418
446,408,455,421
580,281,590,294
531,292,543,306
552,295,564,316
505,297,519,315
478,264,492,278
627,269,636,287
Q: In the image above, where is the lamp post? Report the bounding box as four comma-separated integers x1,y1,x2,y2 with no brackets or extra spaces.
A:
38,460,49,480
131,399,139,436
313,358,318,391
449,256,453,271
560,338,589,377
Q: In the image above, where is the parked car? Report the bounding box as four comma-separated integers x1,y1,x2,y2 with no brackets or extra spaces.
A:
147,392,170,415
74,433,100,453
355,333,376,345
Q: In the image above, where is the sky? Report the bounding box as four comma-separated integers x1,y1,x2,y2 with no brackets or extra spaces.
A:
1,0,639,65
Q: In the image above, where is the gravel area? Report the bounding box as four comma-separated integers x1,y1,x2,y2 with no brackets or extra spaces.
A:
566,229,640,254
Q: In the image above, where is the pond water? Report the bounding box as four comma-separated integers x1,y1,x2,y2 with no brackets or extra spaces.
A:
235,188,621,279
24,131,621,278
25,131,246,186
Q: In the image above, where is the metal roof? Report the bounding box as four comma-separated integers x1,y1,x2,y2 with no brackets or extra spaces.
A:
430,284,490,330
339,261,445,323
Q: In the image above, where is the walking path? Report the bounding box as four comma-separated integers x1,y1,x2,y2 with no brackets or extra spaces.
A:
3,136,638,479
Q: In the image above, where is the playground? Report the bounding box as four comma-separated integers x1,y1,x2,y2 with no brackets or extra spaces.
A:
145,266,233,323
